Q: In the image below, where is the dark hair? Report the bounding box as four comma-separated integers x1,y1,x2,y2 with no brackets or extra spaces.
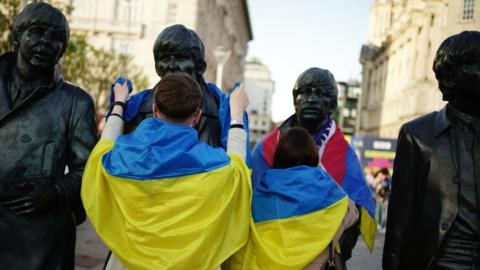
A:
433,31,480,101
379,167,390,176
292,67,338,113
12,2,70,54
153,24,207,78
153,73,203,119
272,127,319,169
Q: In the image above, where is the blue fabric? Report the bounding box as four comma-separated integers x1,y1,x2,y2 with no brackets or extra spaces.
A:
342,146,376,218
108,79,251,167
207,83,252,167
251,139,269,185
109,77,134,104
252,166,347,223
102,118,231,180
122,89,152,122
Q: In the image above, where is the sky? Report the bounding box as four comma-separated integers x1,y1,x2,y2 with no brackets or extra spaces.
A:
246,0,374,122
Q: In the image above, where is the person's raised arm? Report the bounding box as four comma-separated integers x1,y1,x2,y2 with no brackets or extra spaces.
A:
101,80,130,141
227,83,249,161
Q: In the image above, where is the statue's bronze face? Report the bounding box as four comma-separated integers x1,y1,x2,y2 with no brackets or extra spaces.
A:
155,48,197,81
433,31,480,115
294,85,331,126
292,68,338,132
456,62,480,99
18,23,65,70
153,25,206,82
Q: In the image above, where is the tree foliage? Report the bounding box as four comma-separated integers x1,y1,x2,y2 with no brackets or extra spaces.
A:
0,0,149,112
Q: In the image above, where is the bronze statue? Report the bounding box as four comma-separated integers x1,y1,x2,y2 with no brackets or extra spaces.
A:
125,24,222,147
292,68,338,134
0,3,97,269
383,31,480,269
251,68,376,268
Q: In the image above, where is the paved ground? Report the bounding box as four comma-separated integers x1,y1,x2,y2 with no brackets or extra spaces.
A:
347,233,384,270
75,220,108,270
75,220,384,269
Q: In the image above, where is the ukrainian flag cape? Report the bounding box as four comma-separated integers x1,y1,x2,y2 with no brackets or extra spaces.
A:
116,82,252,166
223,166,348,270
82,118,252,270
251,116,376,251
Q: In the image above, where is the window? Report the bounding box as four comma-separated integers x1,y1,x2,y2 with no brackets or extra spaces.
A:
114,0,139,22
463,0,475,20
351,109,357,118
71,0,95,18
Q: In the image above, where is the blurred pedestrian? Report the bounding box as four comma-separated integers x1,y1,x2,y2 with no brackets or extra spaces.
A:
374,168,391,233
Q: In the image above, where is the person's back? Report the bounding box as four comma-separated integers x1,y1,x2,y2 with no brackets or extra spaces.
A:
224,128,358,270
82,73,251,270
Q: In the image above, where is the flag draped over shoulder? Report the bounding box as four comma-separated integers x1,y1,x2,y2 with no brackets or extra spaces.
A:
111,82,252,166
223,166,348,270
251,118,377,251
81,118,252,270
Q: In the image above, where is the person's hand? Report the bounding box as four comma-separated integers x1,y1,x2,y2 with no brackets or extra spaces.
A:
0,182,58,216
230,83,249,121
113,80,129,103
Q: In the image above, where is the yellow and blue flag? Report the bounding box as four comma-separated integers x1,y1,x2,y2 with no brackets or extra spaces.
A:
252,120,377,251
112,81,252,166
223,166,349,270
81,118,252,270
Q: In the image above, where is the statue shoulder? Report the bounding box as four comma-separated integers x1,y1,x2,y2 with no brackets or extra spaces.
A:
58,80,94,104
400,111,439,141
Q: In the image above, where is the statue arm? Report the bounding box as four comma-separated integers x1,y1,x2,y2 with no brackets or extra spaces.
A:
56,97,97,221
382,125,416,270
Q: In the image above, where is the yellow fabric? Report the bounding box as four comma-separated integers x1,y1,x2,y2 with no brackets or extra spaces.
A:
81,139,252,270
359,207,377,252
223,196,349,270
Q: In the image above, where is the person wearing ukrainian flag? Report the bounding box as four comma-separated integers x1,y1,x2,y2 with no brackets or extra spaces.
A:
251,68,377,266
223,127,358,270
81,73,251,270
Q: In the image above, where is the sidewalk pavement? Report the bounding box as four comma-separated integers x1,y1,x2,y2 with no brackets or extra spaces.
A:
347,232,384,270
75,220,108,270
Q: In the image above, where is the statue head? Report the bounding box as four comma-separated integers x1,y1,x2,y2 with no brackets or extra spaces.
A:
12,2,69,71
433,31,480,102
153,24,206,82
292,68,338,131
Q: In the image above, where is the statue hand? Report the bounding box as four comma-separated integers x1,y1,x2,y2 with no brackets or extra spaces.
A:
0,182,58,216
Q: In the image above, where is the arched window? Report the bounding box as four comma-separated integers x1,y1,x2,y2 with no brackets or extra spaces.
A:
463,0,475,20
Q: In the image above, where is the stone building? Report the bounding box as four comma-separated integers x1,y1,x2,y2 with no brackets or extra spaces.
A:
65,0,252,90
359,0,480,138
335,81,361,136
244,58,275,144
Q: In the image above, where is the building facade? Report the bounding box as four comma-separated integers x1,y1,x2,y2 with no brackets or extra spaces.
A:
359,0,480,138
334,81,361,136
65,0,252,90
243,58,275,144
